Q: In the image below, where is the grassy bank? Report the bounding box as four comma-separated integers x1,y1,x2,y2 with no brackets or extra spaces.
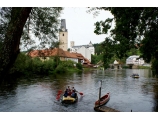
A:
137,66,151,69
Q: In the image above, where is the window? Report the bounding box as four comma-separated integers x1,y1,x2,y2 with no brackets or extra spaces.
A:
63,34,64,36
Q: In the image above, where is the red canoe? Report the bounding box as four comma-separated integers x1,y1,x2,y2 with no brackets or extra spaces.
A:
95,93,110,107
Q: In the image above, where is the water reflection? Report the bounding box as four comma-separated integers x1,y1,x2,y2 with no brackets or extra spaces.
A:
0,69,158,112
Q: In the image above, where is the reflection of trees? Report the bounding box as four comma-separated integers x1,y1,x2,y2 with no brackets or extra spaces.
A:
50,72,83,92
141,78,158,112
153,84,158,111
0,77,18,97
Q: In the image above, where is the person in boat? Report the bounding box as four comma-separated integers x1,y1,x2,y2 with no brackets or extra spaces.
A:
132,73,136,76
64,89,68,97
63,86,71,97
71,87,77,98
71,87,76,92
67,86,72,96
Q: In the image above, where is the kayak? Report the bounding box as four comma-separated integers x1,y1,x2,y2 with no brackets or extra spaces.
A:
95,93,110,107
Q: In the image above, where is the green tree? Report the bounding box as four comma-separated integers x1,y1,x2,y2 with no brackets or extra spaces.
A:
0,7,63,80
101,37,115,68
93,43,102,55
88,7,158,76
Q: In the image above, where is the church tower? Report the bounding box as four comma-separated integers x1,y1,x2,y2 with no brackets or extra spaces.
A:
59,19,68,51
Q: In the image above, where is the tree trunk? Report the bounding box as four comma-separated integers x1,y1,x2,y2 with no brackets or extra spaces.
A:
0,7,32,81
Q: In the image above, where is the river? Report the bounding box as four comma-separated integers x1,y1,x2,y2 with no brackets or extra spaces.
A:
0,69,158,112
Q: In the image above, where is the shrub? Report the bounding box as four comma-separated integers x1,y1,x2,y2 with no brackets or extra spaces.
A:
55,63,67,73
10,53,32,74
76,63,83,70
61,60,75,68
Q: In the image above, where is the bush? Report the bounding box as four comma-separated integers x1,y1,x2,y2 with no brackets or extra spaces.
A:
10,52,82,76
61,60,75,68
32,57,44,74
55,63,67,73
10,53,33,74
76,63,83,70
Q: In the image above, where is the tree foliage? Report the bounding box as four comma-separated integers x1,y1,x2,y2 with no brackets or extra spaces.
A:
88,7,158,75
21,7,63,50
0,7,63,80
0,7,63,50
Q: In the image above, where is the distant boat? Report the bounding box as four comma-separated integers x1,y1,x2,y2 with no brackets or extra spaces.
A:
95,93,110,107
130,74,139,78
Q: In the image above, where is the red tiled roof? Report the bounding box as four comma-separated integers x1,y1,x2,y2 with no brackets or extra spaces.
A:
29,48,79,59
28,48,91,64
83,57,91,64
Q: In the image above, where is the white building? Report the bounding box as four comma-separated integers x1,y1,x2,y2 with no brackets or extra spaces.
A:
77,46,91,62
126,55,144,65
69,41,95,62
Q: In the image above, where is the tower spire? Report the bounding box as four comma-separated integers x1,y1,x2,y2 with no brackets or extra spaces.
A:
60,19,67,31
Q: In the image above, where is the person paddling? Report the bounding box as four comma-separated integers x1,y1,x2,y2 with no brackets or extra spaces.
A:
67,86,71,96
71,87,77,98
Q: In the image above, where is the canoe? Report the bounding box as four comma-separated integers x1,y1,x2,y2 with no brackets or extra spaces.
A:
61,95,78,104
95,93,110,107
131,75,139,78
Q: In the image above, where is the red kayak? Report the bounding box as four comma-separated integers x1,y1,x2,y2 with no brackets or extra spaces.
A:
95,93,110,107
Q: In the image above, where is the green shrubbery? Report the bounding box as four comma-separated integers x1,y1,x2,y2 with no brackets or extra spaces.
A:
55,64,67,73
76,63,83,70
61,60,75,68
10,53,83,76
10,53,33,75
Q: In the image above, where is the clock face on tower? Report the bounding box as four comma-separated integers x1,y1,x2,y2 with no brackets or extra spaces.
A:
62,28,65,31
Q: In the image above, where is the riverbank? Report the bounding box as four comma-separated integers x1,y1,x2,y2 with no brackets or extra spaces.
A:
122,65,151,69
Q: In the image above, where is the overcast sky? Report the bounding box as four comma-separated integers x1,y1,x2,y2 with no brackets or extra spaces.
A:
59,7,114,48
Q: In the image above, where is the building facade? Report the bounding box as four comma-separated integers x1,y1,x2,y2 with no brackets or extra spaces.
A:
70,41,95,55
28,48,91,65
77,46,91,62
69,41,95,62
126,55,145,65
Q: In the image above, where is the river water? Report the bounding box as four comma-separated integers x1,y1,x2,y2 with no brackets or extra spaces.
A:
0,69,158,112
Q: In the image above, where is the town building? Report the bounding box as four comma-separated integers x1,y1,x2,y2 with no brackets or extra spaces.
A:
58,19,95,63
28,48,90,65
126,55,144,65
69,41,95,62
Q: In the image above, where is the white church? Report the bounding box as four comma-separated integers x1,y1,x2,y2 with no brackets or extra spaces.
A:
59,19,95,62
69,41,95,62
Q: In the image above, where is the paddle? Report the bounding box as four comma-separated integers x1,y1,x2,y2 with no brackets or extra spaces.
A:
56,90,62,100
77,91,83,96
